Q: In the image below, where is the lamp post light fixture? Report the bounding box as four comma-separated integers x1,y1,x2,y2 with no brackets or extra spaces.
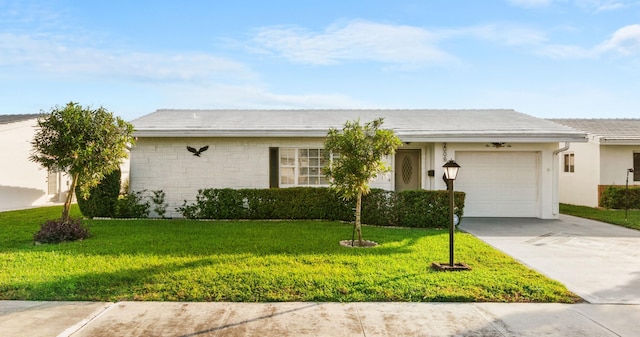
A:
443,159,460,181
432,159,471,271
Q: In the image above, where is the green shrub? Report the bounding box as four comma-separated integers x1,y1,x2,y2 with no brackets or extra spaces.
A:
177,187,352,220
177,187,465,228
361,189,397,226
33,218,91,244
405,190,464,228
115,190,150,218
177,188,245,219
267,187,353,220
600,186,640,209
151,190,168,218
75,168,121,218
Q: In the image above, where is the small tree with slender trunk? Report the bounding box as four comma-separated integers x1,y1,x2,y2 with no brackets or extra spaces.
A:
30,102,134,222
323,118,402,246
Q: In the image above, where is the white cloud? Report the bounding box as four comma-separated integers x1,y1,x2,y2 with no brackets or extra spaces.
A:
595,24,640,56
252,20,452,66
0,1,66,30
458,24,548,46
575,0,630,12
536,44,594,58
534,24,640,58
250,19,640,65
507,0,633,11
250,21,555,67
0,33,255,82
507,0,554,8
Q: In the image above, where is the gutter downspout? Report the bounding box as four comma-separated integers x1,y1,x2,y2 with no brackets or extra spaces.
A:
552,142,571,216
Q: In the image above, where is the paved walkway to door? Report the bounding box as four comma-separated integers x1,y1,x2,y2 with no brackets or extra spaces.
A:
459,215,640,304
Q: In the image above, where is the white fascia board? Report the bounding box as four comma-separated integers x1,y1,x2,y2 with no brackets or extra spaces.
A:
134,129,588,143
598,138,640,145
399,133,588,143
133,129,330,138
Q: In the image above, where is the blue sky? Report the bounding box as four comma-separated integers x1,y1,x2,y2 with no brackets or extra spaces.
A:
1,0,639,120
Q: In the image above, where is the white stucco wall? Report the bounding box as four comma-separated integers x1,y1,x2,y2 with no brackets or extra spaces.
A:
557,142,640,208
130,137,393,218
558,141,600,207
0,119,69,211
600,145,640,186
130,138,561,219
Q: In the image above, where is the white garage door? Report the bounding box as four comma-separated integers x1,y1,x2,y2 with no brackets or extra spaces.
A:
455,152,539,217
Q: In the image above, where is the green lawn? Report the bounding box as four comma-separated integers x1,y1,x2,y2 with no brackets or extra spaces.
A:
560,203,640,231
0,206,579,303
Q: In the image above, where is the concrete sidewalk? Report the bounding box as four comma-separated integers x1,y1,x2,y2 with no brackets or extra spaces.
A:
2,301,640,337
459,215,640,304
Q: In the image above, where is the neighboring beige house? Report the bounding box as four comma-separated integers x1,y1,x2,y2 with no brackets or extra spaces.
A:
130,109,587,219
549,119,640,208
0,114,69,211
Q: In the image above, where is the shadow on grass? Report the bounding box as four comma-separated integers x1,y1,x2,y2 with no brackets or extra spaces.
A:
1,224,453,301
3,219,440,257
1,250,425,302
3,257,220,301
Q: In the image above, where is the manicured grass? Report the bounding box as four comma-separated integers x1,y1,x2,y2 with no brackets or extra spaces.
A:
0,206,579,303
560,203,640,231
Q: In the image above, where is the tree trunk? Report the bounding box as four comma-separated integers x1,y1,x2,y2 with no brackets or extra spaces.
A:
62,172,79,222
355,190,363,246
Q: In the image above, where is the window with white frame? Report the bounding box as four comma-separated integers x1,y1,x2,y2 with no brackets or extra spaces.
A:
564,153,575,173
280,148,330,186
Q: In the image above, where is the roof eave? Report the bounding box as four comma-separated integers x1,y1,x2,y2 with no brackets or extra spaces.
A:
598,138,640,145
134,129,588,143
399,130,587,142
133,129,330,138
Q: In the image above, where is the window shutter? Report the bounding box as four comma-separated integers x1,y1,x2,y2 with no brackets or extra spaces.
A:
634,153,639,181
269,147,279,188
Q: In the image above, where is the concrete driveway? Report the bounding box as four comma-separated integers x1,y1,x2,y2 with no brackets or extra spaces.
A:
459,215,640,304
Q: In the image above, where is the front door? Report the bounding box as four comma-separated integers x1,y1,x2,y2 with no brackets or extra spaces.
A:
395,149,421,191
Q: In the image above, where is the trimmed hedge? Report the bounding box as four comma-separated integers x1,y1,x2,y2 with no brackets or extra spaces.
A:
362,189,466,228
76,168,121,218
177,188,353,221
600,185,640,209
177,187,465,228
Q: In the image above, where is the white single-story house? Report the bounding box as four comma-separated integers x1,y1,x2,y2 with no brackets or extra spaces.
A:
549,119,640,208
0,114,68,211
130,109,587,219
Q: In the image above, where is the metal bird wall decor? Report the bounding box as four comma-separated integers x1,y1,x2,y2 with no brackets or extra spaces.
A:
187,145,209,157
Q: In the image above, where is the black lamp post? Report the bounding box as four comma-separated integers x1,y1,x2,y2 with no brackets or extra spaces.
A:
432,159,470,271
626,168,634,220
443,160,460,267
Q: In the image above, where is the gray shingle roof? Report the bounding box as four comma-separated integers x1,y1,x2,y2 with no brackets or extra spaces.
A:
0,114,40,125
549,119,640,144
132,109,587,142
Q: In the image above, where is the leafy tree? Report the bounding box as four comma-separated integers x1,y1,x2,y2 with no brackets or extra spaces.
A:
324,118,402,246
30,102,134,221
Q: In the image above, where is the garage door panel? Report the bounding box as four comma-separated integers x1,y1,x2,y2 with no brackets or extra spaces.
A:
456,151,539,217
